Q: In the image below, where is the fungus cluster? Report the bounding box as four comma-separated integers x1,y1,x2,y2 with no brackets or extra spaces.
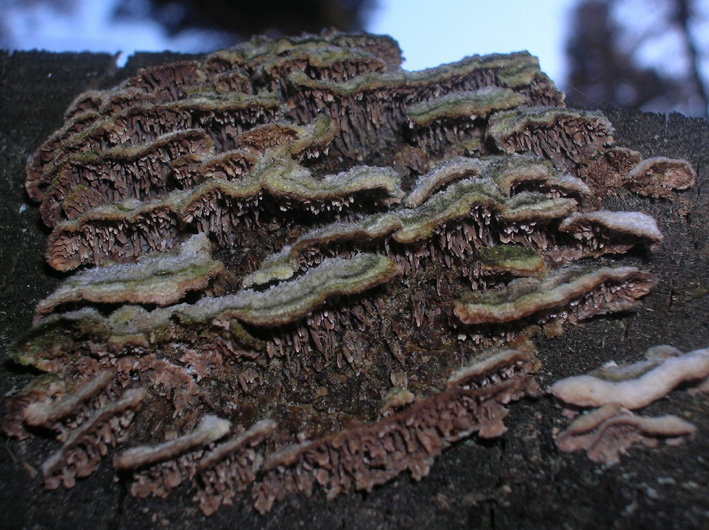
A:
5,32,698,514
550,346,709,464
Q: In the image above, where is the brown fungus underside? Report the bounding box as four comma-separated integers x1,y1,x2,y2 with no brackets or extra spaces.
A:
4,32,696,515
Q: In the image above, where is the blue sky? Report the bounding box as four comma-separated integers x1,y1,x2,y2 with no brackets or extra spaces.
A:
5,0,575,86
368,0,574,84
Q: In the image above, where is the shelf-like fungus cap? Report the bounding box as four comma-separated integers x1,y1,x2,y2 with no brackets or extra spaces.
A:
554,403,697,465
454,266,657,325
550,347,709,409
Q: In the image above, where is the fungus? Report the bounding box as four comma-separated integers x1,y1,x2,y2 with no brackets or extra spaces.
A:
379,386,416,417
42,387,147,489
454,266,657,326
404,87,528,153
558,210,663,253
61,185,107,221
476,244,547,278
395,178,504,244
16,254,401,376
46,160,403,271
554,404,696,465
241,155,596,288
576,146,644,199
27,93,282,197
286,51,562,158
7,31,686,514
186,253,402,327
237,114,339,158
252,347,540,514
488,154,592,199
114,414,232,498
116,61,204,107
499,192,577,223
196,419,277,515
550,346,709,409
405,87,528,128
241,212,402,287
39,129,215,227
3,376,70,439
404,157,489,208
622,157,697,199
35,234,224,316
550,346,708,464
114,414,232,471
23,370,115,428
487,107,614,168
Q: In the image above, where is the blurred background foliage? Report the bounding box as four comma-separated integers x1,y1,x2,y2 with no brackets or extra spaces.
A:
112,0,374,40
0,0,707,117
565,0,708,117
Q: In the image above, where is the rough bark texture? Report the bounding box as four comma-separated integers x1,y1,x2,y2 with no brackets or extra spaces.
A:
1,50,708,530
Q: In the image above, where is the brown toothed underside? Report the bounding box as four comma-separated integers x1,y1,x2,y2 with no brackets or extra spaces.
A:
8,30,696,516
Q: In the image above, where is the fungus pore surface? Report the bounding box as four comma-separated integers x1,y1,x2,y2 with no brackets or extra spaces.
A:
5,32,697,515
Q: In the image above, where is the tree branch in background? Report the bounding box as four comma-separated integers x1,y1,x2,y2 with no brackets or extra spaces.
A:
565,0,708,117
673,0,709,117
113,0,376,42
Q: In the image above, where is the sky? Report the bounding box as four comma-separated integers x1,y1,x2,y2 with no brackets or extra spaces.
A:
4,0,228,63
4,0,575,86
368,0,574,84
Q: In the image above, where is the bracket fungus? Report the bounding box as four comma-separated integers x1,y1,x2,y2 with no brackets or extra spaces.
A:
34,233,225,317
550,346,709,410
454,266,657,327
5,31,695,514
553,404,697,465
550,346,709,464
622,157,697,199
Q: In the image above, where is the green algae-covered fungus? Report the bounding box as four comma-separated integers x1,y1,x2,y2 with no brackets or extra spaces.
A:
5,31,693,516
